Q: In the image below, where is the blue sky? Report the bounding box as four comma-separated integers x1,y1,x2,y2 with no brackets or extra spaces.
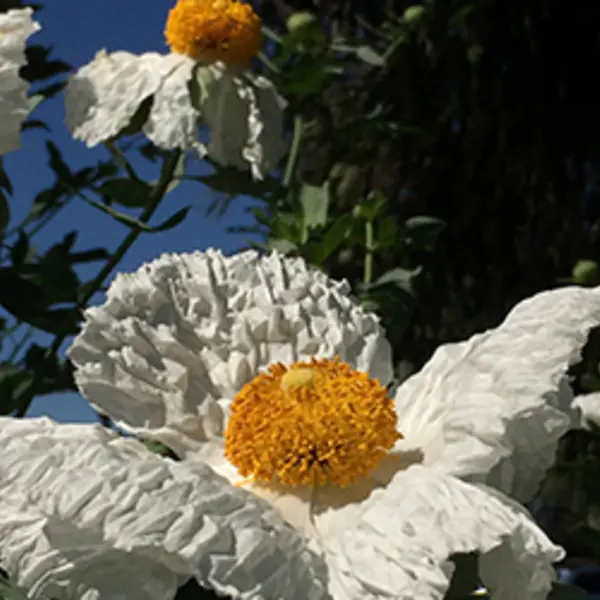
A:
2,0,258,423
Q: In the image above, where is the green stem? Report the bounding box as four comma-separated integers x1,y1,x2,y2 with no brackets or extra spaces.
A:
14,150,183,418
258,51,281,73
364,219,374,285
283,115,304,188
104,140,141,182
261,25,283,44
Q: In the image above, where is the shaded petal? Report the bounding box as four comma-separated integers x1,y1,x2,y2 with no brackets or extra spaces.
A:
201,64,287,179
394,286,600,501
64,50,186,146
572,392,600,429
68,250,392,458
0,417,328,600
0,8,40,155
143,54,204,154
314,465,562,600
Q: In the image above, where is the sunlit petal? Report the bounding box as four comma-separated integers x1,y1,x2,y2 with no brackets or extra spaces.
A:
0,417,328,600
0,8,40,155
314,466,562,599
394,286,600,501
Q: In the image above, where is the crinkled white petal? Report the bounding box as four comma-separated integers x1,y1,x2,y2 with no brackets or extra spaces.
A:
202,65,288,179
314,465,562,600
142,53,205,154
394,285,600,502
0,417,328,600
68,249,392,458
64,50,190,147
572,392,600,429
0,8,40,155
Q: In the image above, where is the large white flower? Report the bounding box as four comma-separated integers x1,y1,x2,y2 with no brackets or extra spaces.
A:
63,0,287,179
40,249,599,599
0,7,40,155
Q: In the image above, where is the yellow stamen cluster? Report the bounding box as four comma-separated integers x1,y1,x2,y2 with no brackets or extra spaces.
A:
164,0,263,66
225,357,401,488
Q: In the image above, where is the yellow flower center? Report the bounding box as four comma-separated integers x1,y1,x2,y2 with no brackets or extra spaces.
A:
224,358,401,488
164,0,263,66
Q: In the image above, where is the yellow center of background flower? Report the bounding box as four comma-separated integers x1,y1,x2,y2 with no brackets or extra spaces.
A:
164,0,263,66
225,358,401,488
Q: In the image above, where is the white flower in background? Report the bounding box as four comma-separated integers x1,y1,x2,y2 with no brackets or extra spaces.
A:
0,417,328,600
63,0,287,179
30,248,596,599
0,7,40,155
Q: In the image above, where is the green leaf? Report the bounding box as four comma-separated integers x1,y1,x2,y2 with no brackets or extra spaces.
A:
99,178,152,208
355,45,386,67
267,238,298,255
375,266,422,294
21,44,71,83
79,195,155,230
141,439,180,460
0,365,34,415
278,59,332,97
404,215,446,251
286,11,318,33
572,259,600,285
27,186,64,223
354,190,388,221
404,5,426,24
152,206,191,232
284,11,327,50
10,232,30,265
298,181,330,242
305,213,353,265
46,140,72,183
165,152,187,194
376,215,400,249
26,94,45,113
0,159,13,195
68,248,110,264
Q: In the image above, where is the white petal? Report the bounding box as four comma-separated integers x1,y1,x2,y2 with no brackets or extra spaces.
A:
202,65,288,179
572,392,600,429
0,8,40,155
64,51,182,147
68,250,393,458
394,286,600,501
314,465,562,600
0,417,328,600
143,54,204,154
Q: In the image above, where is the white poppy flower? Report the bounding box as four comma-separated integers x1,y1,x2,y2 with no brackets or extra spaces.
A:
0,7,40,155
59,249,600,598
63,0,287,179
0,416,328,600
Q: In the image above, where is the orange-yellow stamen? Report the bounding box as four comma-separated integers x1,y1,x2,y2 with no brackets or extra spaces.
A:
225,357,401,488
165,0,263,66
